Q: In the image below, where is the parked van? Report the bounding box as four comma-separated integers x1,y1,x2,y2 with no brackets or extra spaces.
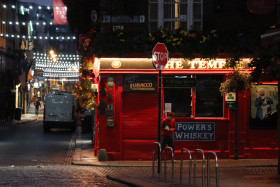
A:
43,93,76,132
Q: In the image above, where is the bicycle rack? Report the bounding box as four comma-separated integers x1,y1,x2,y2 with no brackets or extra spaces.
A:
163,146,174,182
180,148,192,186
152,142,162,178
207,152,219,187
193,149,205,187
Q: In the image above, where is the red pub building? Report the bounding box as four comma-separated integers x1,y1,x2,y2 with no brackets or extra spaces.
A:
92,57,278,160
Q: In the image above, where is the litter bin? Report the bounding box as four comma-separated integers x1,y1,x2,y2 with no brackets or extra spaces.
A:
81,109,93,133
15,108,22,121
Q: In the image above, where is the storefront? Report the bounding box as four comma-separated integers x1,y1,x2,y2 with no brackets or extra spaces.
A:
93,58,278,160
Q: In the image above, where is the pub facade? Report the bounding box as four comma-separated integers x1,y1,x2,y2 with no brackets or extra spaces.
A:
92,58,278,160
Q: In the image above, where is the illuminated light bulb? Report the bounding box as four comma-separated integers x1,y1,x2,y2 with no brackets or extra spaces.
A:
38,6,42,9
15,22,19,25
12,5,15,9
29,6,33,9
2,21,5,24
36,22,39,25
3,5,7,8
22,22,26,25
9,22,12,25
47,6,50,9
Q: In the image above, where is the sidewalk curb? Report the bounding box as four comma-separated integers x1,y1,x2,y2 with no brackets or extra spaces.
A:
106,174,144,187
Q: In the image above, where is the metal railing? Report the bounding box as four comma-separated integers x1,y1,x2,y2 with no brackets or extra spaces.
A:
180,148,192,185
152,142,162,178
163,146,174,182
193,149,206,187
152,143,219,186
207,151,219,187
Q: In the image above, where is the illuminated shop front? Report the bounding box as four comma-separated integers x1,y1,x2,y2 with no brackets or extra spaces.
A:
93,58,278,160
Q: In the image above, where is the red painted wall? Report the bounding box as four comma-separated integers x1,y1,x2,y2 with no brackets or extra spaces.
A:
96,74,278,160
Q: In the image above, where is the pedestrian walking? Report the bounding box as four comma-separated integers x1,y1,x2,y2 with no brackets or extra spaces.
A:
34,98,41,116
161,112,176,153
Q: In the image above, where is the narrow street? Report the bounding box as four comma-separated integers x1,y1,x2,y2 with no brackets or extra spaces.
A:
0,109,127,186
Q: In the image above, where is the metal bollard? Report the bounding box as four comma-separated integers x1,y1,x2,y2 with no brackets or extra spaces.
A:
180,148,192,185
207,152,219,187
194,149,205,187
152,142,161,178
163,147,174,182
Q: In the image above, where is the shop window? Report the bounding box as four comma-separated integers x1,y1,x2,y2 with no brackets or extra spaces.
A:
195,75,223,117
163,75,193,117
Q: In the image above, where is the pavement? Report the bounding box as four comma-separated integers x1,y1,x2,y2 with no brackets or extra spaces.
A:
2,105,280,187
72,128,280,187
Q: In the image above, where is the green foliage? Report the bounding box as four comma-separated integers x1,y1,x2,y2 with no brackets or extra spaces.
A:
249,44,280,82
220,70,251,95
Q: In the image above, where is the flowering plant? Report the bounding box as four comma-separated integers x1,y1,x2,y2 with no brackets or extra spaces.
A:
74,36,96,110
219,70,251,95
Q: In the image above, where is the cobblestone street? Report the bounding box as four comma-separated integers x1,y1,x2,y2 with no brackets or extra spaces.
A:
0,165,128,186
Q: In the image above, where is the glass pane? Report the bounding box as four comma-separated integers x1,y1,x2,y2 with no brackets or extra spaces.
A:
164,76,192,117
164,3,173,19
195,75,223,117
150,3,158,19
180,4,187,16
193,3,201,19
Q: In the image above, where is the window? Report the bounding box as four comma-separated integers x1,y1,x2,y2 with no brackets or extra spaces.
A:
148,0,203,32
163,75,193,117
195,75,223,117
163,75,224,118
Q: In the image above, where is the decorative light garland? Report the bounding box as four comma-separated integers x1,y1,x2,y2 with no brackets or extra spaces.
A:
0,33,76,40
43,72,80,78
2,20,55,26
46,78,79,82
1,4,66,11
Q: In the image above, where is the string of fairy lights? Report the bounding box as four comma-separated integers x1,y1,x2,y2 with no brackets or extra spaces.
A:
2,3,81,80
0,33,76,40
2,20,54,26
1,4,66,11
34,52,81,78
1,3,75,41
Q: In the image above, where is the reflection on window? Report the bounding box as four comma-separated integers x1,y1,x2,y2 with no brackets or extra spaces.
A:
195,75,223,117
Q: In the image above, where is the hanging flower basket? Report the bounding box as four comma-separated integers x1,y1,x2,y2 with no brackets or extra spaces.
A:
220,70,251,95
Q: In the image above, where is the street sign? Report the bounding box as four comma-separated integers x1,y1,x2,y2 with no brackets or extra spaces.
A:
152,42,168,70
225,92,237,109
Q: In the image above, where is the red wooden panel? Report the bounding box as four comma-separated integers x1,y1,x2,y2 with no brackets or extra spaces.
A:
121,93,158,160
121,93,158,139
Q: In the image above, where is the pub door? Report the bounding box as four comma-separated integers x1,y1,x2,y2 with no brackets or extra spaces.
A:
120,93,158,160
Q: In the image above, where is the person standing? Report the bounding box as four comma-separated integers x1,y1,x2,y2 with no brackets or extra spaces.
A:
161,112,176,153
34,98,41,116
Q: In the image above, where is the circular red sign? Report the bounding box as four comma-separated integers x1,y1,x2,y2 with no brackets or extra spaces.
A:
152,43,169,70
